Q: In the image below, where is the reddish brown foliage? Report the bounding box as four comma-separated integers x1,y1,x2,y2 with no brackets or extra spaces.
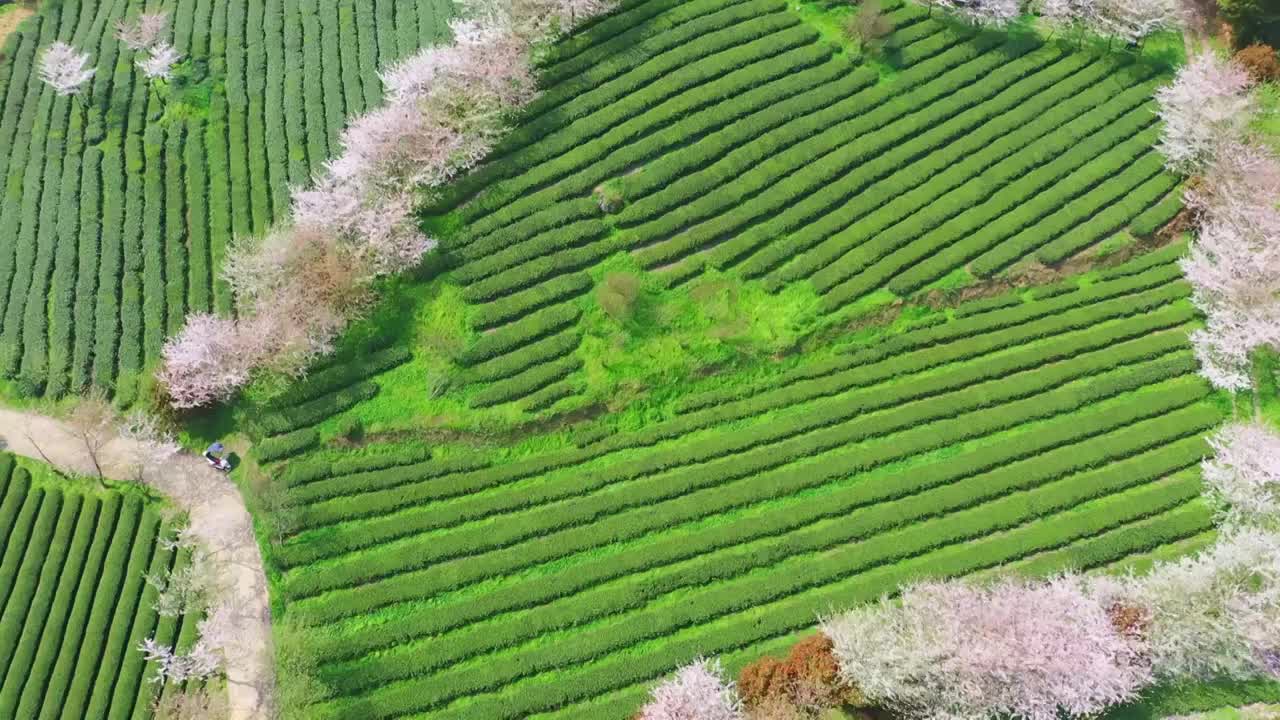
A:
786,634,842,689
738,634,864,712
1107,602,1152,640
1235,43,1280,82
738,656,791,709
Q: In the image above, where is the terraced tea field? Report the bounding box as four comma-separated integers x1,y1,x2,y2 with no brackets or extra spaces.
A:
420,0,1183,413
206,2,1224,718
259,244,1223,719
2,0,1232,717
0,0,450,402
0,453,198,719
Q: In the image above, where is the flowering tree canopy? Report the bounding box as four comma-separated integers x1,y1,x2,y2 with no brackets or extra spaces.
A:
1092,0,1181,43
116,12,171,51
1101,528,1280,681
138,42,183,80
949,0,1024,26
821,577,1152,720
639,658,746,720
157,313,268,409
39,42,96,96
1202,422,1280,528
1156,54,1254,175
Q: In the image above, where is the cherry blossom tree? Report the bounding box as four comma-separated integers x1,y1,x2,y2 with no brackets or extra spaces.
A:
1187,140,1280,231
1201,422,1280,528
1092,0,1181,44
1156,54,1255,175
138,42,182,81
640,658,746,720
1038,0,1099,39
1180,211,1280,394
118,410,181,485
158,313,267,409
39,42,96,97
116,12,171,50
1103,528,1280,681
139,637,221,684
821,577,1152,720
947,0,1024,27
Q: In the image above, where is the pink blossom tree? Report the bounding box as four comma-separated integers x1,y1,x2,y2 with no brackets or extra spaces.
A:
820,577,1152,720
1180,210,1280,394
157,314,267,409
157,0,620,408
640,658,746,720
39,42,96,97
1156,54,1254,175
1201,422,1280,528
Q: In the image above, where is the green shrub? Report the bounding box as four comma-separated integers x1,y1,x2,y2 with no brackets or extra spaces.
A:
757,62,1154,285
1129,189,1184,237
469,354,583,408
258,428,321,462
461,304,582,366
2,496,101,719
952,292,1023,318
257,382,379,436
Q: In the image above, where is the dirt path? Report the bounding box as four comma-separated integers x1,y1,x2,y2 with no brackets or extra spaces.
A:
0,407,275,720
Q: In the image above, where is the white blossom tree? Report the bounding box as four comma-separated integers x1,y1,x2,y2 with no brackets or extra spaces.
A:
39,42,96,97
947,0,1024,27
1104,528,1280,681
116,12,171,50
1180,209,1280,395
1202,422,1280,528
139,637,222,684
137,41,182,80
118,410,181,485
1092,0,1181,44
1038,0,1099,39
1156,54,1254,175
639,658,746,720
821,577,1152,720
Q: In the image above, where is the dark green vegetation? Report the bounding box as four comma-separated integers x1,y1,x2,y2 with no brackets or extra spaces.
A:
0,0,451,404
0,452,199,720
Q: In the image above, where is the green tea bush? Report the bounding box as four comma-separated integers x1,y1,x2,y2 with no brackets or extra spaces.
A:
258,428,321,462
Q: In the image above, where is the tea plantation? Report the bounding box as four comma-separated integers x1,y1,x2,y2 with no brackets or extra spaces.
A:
0,0,450,403
0,453,199,719
2,0,1264,717
214,2,1239,718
